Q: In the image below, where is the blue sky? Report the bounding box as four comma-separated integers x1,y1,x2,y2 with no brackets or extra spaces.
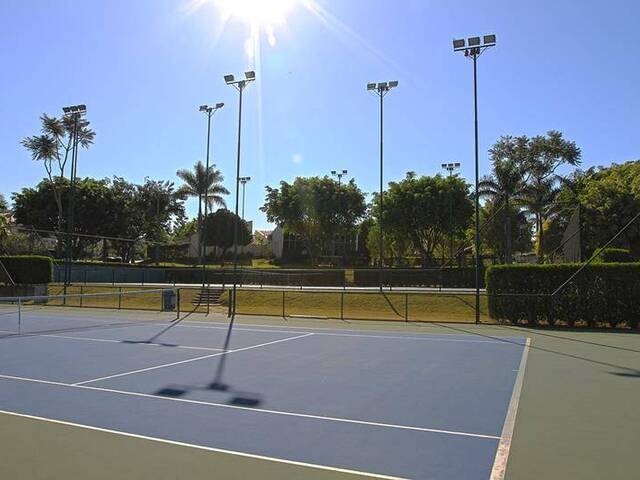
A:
1,0,638,230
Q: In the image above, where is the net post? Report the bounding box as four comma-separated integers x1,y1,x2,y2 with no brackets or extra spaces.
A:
405,292,409,321
282,290,286,318
17,297,22,334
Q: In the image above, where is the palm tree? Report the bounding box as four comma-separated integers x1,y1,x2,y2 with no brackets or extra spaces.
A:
22,114,95,256
480,139,527,263
521,177,559,262
176,161,229,229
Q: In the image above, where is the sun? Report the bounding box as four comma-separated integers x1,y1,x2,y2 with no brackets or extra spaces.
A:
213,0,296,28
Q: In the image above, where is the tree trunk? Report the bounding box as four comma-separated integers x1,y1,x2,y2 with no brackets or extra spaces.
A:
505,196,512,264
536,214,544,263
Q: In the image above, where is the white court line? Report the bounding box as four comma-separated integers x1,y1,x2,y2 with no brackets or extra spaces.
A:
73,332,315,386
0,408,404,480
490,337,532,480
154,322,524,346
0,373,500,440
32,333,224,353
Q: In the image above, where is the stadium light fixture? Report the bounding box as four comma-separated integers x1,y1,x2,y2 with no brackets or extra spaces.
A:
61,104,87,295
224,71,256,321
452,33,497,324
366,80,399,291
198,101,225,301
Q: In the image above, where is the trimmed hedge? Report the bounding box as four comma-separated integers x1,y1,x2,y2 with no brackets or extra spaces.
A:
591,248,635,263
0,256,54,285
486,263,640,328
352,267,484,288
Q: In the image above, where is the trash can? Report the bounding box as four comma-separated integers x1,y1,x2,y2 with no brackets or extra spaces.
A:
162,289,176,312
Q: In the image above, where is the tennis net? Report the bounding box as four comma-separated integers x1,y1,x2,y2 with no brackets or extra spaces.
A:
0,288,178,335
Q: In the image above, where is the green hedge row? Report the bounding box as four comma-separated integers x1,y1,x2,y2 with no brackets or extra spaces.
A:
166,268,346,287
352,267,484,288
486,263,640,328
591,248,635,263
0,256,53,285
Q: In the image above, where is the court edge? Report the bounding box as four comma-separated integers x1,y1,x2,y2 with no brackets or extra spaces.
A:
490,337,532,480
0,408,405,480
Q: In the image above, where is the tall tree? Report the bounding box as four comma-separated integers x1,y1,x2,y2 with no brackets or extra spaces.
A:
491,131,580,262
481,137,528,263
382,173,473,265
480,199,532,263
21,113,95,252
203,209,252,263
176,161,229,227
261,176,366,265
578,161,640,257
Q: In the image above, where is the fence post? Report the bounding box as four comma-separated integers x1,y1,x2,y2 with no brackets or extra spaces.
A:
141,269,145,286
176,288,181,319
341,291,344,320
118,287,122,310
80,285,84,307
84,268,88,285
112,269,115,286
405,293,409,321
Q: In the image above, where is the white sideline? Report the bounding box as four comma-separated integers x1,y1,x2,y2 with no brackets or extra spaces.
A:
0,373,500,440
490,337,532,480
73,332,315,385
0,408,404,480
36,333,224,352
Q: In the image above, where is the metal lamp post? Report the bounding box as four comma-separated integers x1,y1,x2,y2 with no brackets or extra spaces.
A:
331,169,348,261
367,81,398,292
452,34,496,324
441,162,461,265
210,71,255,391
62,104,86,296
239,176,251,220
224,71,255,318
198,102,224,313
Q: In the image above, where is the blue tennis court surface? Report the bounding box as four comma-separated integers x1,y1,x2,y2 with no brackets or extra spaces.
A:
0,311,529,479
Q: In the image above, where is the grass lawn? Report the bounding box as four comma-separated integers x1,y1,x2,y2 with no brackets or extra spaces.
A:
220,290,491,323
44,284,490,323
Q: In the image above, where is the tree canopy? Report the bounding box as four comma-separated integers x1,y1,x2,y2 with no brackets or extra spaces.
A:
381,172,473,265
261,176,366,263
203,209,252,259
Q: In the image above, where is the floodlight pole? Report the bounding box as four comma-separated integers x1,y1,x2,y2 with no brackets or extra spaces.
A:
225,73,254,320
368,81,397,292
453,34,496,324
62,106,85,297
442,163,460,265
331,170,348,260
199,103,223,314
239,177,251,220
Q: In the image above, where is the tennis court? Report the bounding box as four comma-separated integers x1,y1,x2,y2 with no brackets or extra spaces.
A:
0,300,529,479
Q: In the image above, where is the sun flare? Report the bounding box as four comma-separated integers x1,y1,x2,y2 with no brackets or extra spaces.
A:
214,0,296,29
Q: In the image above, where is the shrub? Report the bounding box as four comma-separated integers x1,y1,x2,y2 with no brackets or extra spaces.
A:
486,263,640,328
0,256,53,285
591,248,634,263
